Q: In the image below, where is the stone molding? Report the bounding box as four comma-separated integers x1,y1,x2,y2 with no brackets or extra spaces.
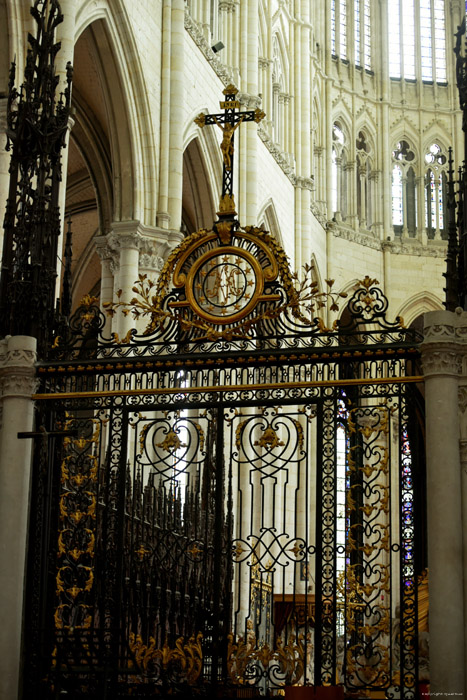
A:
329,222,381,250
328,224,448,258
0,336,38,400
184,10,238,87
257,124,296,184
310,200,327,229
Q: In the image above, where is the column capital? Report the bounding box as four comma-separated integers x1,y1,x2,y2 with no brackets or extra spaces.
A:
422,309,467,377
0,336,38,399
422,348,461,377
238,91,262,110
94,234,120,274
104,221,183,273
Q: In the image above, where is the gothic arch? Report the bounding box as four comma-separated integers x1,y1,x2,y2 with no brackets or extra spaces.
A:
258,199,285,248
182,136,218,234
182,114,223,233
391,130,420,167
309,253,324,295
272,30,289,92
75,0,158,222
258,0,268,60
396,291,443,327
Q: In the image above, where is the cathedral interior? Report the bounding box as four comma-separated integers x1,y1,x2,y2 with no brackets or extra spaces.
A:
0,0,466,698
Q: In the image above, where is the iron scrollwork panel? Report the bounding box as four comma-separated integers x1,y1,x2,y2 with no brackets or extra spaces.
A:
227,404,317,690
119,407,232,688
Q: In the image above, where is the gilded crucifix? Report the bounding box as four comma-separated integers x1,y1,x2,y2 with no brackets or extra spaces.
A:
195,84,265,224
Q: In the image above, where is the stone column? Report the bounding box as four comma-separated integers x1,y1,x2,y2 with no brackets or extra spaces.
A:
345,160,358,229
0,335,37,700
358,164,367,230
459,431,467,685
94,235,119,338
167,0,185,232
421,310,466,698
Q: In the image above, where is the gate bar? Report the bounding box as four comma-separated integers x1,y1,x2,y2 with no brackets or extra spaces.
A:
33,375,424,400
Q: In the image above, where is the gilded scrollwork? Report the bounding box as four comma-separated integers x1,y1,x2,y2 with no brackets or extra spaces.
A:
128,632,203,684
226,630,304,687
53,416,101,632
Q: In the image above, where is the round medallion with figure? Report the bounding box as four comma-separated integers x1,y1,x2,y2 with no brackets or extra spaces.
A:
186,246,264,324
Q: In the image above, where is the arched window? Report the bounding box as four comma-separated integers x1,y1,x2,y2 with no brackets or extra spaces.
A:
331,0,348,61
356,131,372,229
392,140,417,236
332,123,347,220
424,142,447,239
388,0,446,83
354,0,371,70
332,0,371,69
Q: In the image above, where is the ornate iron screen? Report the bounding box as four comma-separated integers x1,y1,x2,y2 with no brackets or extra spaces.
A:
23,224,425,699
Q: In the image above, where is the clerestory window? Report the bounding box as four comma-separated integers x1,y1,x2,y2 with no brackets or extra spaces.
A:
388,0,446,83
331,0,371,69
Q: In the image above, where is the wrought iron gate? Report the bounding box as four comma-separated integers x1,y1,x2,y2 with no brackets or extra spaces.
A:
23,224,425,699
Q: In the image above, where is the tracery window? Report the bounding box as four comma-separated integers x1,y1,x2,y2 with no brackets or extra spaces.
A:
392,140,417,236
388,0,446,83
424,143,447,239
331,123,347,220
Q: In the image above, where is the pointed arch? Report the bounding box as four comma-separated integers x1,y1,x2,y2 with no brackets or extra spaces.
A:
183,111,223,233
258,0,268,62
309,254,324,296
396,291,443,328
182,135,219,234
258,199,285,248
75,0,158,223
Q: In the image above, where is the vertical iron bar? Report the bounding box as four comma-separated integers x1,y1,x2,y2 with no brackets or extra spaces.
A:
210,400,225,690
444,148,458,310
314,398,324,685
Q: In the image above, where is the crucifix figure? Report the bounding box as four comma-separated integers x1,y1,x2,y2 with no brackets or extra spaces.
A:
195,84,265,225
